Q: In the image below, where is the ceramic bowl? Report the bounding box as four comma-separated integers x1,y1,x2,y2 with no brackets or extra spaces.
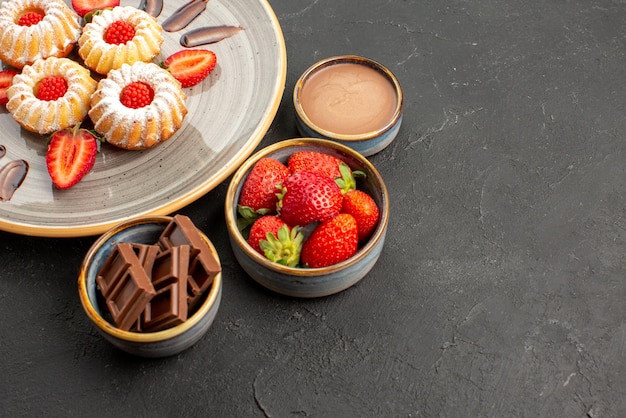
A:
77,216,222,358
293,55,403,157
224,138,389,298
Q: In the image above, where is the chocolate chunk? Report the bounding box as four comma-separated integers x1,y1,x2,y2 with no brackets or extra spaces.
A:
158,215,221,301
96,243,157,331
96,243,160,298
141,245,191,332
105,264,156,331
158,215,205,250
142,279,188,332
129,243,160,274
96,242,135,299
151,245,191,288
187,251,221,310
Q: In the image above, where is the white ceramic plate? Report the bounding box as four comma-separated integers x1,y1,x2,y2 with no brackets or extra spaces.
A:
0,0,286,237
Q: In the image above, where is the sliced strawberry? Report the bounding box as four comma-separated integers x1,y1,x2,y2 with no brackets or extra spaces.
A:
163,49,217,88
0,69,19,106
71,0,120,18
46,126,99,189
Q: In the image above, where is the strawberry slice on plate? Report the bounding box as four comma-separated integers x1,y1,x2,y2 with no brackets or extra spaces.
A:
71,0,120,18
46,126,99,189
163,49,217,88
0,69,19,106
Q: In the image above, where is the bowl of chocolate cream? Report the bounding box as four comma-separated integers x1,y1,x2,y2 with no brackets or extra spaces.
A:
294,55,403,156
78,215,222,358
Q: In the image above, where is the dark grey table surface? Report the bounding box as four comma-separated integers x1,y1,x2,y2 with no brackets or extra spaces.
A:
1,0,625,416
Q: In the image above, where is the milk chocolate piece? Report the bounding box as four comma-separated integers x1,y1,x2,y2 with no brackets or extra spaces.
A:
129,243,160,274
142,279,188,332
141,245,191,331
96,243,159,298
187,251,221,310
159,215,221,300
151,245,191,288
158,215,205,250
96,243,134,298
96,243,157,331
106,263,156,331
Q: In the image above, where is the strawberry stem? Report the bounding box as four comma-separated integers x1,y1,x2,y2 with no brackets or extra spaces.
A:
237,204,269,235
259,225,304,267
335,162,366,194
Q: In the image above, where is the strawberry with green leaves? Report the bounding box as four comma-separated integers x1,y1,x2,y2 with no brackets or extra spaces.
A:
238,157,290,229
46,125,101,189
301,213,358,268
0,69,18,106
278,171,343,227
342,189,379,242
248,215,304,266
247,215,287,254
163,50,217,88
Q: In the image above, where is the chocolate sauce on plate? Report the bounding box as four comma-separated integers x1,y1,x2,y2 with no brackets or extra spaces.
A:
138,0,164,17
0,158,28,201
162,0,209,32
180,25,243,47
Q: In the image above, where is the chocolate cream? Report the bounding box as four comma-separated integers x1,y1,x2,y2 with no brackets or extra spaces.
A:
300,62,397,136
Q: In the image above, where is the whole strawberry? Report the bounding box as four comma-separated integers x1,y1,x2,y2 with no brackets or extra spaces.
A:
238,157,289,217
248,215,287,254
278,171,343,227
287,151,347,179
248,216,304,266
46,125,100,189
301,213,358,268
342,189,379,242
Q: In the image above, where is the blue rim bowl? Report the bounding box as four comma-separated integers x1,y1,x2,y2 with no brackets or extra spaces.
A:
293,55,403,157
77,216,222,358
224,138,389,298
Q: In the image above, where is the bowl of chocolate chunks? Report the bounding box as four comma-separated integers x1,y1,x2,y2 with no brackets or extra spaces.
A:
78,215,222,358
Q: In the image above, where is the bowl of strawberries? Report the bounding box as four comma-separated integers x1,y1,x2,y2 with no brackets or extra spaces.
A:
224,138,389,298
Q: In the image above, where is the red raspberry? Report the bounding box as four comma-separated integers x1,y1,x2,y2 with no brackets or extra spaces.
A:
120,82,154,108
18,11,44,26
104,21,136,45
35,77,68,101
